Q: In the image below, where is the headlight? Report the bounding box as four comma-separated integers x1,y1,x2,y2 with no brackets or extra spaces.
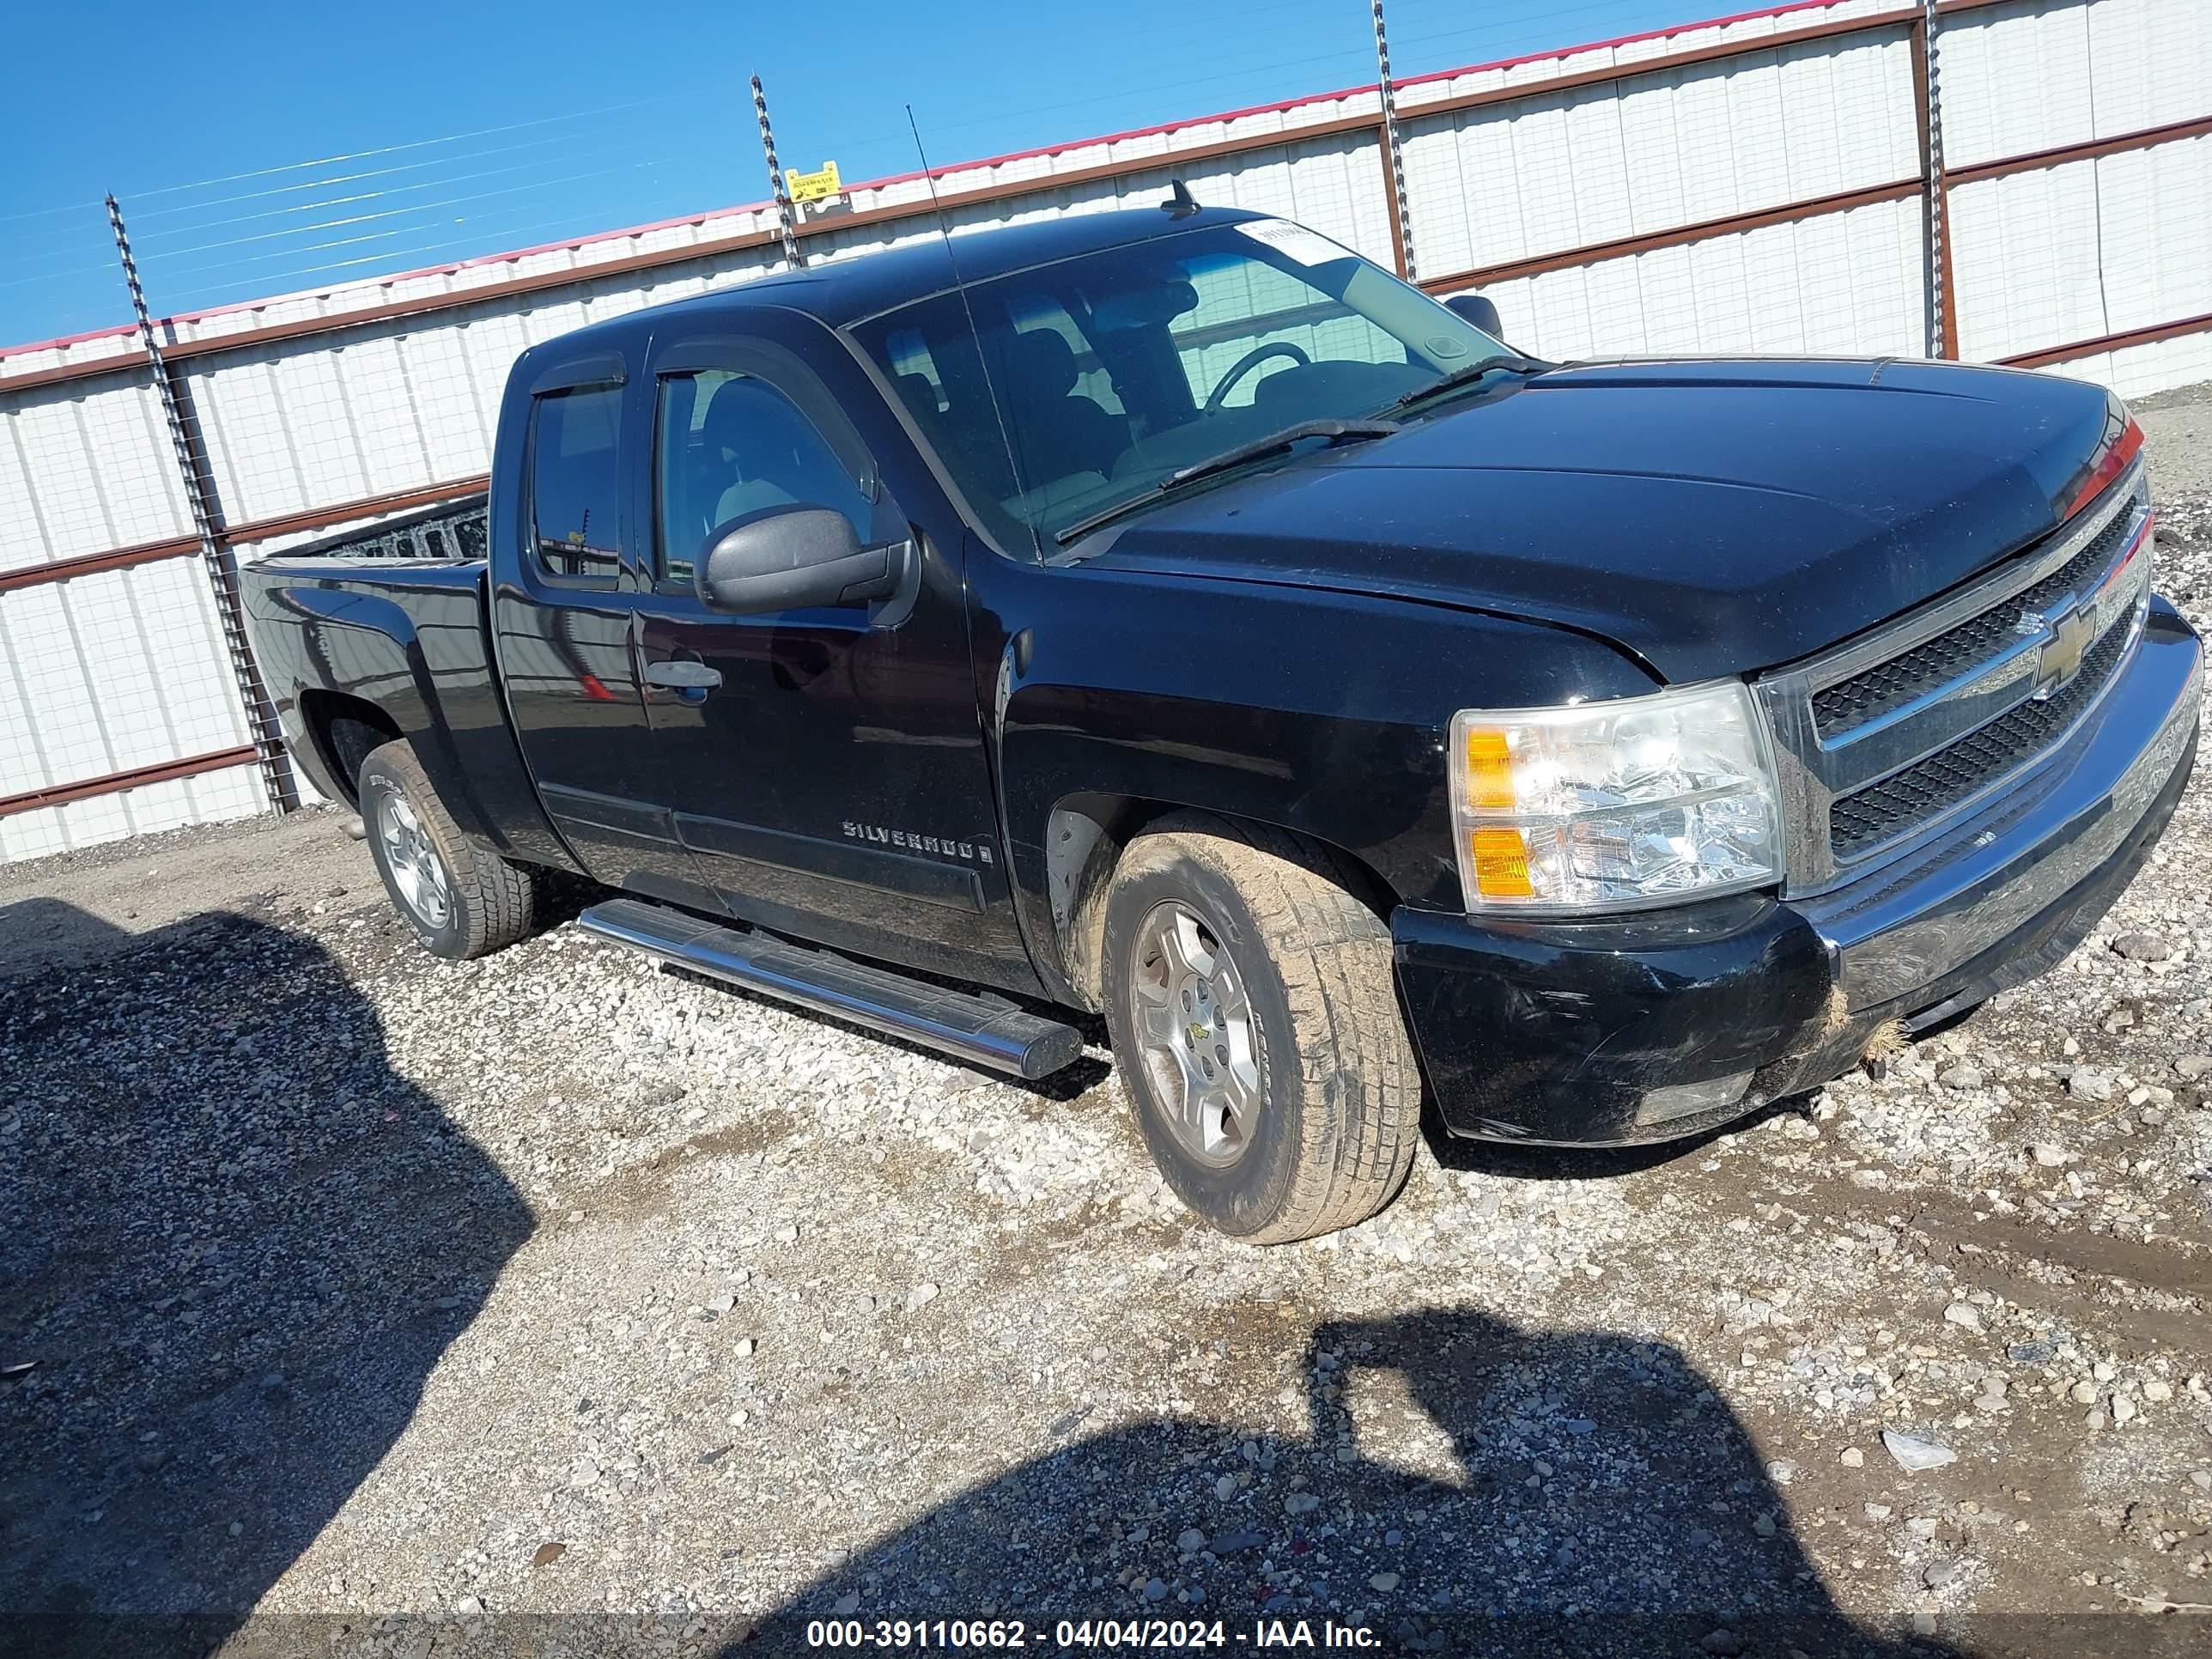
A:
1449,681,1784,915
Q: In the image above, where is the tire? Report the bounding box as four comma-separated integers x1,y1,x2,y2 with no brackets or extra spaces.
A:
1100,812,1420,1243
358,739,538,960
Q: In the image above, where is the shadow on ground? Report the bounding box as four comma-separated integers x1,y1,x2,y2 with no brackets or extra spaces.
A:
737,1305,1964,1658
0,898,2179,1658
1416,1096,1817,1185
0,901,532,1657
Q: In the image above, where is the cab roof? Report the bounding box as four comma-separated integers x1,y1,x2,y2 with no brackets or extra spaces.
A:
568,203,1265,341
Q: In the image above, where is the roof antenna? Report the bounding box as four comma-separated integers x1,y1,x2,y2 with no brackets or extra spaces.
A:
906,106,1039,562
1161,179,1200,219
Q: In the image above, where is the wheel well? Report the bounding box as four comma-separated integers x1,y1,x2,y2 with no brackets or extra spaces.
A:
298,691,402,808
1046,794,1398,1009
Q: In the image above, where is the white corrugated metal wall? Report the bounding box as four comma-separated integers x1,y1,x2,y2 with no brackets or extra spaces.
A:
1402,9,1928,356
0,380,269,852
1,0,2205,862
1944,0,2212,394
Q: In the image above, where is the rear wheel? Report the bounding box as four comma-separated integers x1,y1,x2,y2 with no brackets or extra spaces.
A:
358,739,538,960
1101,814,1419,1243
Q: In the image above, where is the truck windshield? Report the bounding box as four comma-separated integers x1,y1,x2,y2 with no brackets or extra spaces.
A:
847,220,1504,548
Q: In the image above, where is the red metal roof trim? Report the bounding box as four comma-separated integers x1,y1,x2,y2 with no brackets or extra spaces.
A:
0,746,258,820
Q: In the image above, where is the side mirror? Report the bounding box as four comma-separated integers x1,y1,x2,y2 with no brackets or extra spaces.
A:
1445,292,1505,339
695,505,902,615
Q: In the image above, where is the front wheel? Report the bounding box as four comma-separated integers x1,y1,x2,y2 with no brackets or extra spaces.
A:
1101,814,1420,1243
359,739,538,960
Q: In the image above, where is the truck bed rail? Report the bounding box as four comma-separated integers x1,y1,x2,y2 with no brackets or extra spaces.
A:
263,495,489,565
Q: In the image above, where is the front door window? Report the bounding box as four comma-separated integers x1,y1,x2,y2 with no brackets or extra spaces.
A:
655,370,873,586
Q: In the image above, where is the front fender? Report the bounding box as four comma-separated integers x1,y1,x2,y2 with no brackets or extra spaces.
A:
987,565,1660,1000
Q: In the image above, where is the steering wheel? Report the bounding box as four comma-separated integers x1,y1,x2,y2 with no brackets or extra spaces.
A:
1203,342,1310,413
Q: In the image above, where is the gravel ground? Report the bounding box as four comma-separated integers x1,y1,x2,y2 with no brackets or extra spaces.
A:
8,453,2212,1656
0,807,362,980
2140,386,2212,500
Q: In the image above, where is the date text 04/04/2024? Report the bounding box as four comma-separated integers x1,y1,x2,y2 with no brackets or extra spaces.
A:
803,1618,1382,1648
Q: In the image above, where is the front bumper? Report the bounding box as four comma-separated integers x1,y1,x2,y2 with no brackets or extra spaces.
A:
1395,600,2203,1146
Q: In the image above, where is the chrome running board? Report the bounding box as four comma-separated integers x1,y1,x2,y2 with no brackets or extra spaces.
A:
577,897,1085,1080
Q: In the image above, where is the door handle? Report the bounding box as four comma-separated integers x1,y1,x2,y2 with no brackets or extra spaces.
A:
644,659,722,701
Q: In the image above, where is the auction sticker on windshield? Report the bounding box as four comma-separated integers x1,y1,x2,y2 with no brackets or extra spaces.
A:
1238,218,1357,268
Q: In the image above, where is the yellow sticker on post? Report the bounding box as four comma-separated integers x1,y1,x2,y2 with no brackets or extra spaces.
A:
786,161,842,204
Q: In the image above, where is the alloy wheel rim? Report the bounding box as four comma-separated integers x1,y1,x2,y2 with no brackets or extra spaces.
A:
1128,900,1262,1168
380,792,452,929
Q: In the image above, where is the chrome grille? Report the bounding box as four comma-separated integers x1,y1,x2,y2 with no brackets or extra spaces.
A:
1753,463,2154,895
1811,503,2142,737
1827,615,2132,858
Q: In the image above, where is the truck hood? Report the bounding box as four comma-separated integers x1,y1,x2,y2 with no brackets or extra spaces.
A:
1087,359,2119,682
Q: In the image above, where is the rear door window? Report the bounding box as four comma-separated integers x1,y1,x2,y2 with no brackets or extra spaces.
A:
528,384,624,580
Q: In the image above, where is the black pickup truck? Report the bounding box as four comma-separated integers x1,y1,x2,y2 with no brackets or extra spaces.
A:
243,203,2201,1243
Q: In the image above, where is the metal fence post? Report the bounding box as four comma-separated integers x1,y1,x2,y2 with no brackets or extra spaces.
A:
1372,0,1418,282
752,75,807,271
104,194,299,813
1911,0,1960,358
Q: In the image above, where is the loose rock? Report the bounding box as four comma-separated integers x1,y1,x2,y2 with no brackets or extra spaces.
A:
1881,1430,1958,1472
2067,1069,2115,1103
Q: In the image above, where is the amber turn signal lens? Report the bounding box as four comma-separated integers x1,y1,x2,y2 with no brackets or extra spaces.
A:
1468,825,1534,897
1462,728,1517,811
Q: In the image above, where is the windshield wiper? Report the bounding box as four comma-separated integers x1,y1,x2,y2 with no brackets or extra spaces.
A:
1054,418,1400,545
1390,354,1551,414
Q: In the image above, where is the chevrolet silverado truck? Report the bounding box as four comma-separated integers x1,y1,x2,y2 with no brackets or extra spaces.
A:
241,203,2202,1243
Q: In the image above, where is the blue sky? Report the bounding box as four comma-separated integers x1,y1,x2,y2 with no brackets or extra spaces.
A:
0,0,1713,348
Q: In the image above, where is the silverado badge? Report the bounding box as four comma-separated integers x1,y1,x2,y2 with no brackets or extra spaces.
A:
842,822,994,864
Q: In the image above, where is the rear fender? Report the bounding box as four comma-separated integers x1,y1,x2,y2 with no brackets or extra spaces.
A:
252,580,526,854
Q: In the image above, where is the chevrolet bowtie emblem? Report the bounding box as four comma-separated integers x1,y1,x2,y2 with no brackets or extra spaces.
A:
2027,602,2097,700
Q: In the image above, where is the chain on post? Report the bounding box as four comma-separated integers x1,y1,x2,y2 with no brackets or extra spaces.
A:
1921,0,1953,359
1371,0,1417,282
751,75,807,271
105,194,298,813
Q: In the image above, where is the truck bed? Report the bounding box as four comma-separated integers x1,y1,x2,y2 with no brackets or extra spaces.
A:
240,490,551,855
261,493,489,567
242,495,495,714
